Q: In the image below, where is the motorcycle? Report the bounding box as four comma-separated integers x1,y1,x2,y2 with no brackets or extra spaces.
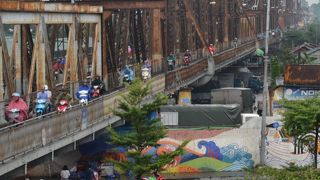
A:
76,86,91,106
7,108,20,123
57,99,69,113
92,85,102,98
167,59,174,71
123,74,132,84
183,55,190,66
35,99,50,116
141,66,151,81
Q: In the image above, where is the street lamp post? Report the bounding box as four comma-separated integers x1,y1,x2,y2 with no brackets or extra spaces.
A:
261,0,271,166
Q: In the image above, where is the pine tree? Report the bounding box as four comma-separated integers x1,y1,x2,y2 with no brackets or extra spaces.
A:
107,80,187,179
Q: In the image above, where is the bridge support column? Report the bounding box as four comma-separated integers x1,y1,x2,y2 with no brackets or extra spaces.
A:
91,20,102,79
151,9,163,73
11,25,22,93
64,16,79,98
0,17,14,97
223,2,230,49
0,47,5,124
102,11,112,91
0,46,3,101
36,29,46,90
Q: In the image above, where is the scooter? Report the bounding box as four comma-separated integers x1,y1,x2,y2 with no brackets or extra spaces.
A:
167,59,174,71
77,89,90,106
141,67,151,81
123,74,131,84
6,108,21,123
183,55,190,66
92,85,102,98
57,99,69,113
35,99,50,116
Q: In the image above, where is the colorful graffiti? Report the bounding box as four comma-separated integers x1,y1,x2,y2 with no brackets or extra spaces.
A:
147,137,255,173
265,121,318,167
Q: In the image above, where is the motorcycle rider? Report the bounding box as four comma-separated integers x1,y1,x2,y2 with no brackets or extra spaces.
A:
208,44,216,56
184,50,192,65
167,52,176,71
44,85,52,110
123,65,134,83
142,59,152,80
76,82,92,105
36,85,52,112
56,92,72,112
91,76,105,97
5,92,29,123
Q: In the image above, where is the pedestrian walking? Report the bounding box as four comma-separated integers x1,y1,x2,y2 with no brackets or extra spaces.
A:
61,165,71,180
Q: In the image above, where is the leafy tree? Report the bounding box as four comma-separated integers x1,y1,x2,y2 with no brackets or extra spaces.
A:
280,97,320,168
107,80,187,179
270,56,281,88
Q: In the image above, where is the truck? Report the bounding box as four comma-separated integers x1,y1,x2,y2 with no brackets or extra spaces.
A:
211,88,255,113
216,72,262,93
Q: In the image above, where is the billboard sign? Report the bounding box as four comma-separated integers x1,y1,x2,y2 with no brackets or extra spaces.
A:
283,86,320,100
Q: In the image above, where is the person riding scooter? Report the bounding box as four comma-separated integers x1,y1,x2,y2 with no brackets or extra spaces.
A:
141,60,151,81
208,44,216,56
5,92,29,123
91,76,105,98
56,92,72,113
167,52,176,71
76,82,92,106
183,50,191,66
122,65,134,84
35,86,51,116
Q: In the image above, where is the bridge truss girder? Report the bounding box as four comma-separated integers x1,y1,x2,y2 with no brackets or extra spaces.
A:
0,3,102,101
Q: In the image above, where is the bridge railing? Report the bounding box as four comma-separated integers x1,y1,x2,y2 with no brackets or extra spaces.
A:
0,75,165,163
165,57,208,90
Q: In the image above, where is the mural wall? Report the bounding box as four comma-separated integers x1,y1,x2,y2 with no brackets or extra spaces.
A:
265,118,319,168
141,121,261,173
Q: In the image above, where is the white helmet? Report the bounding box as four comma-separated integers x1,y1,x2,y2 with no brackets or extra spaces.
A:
44,85,48,90
12,92,20,97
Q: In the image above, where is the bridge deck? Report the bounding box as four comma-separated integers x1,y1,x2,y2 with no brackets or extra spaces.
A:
0,37,279,176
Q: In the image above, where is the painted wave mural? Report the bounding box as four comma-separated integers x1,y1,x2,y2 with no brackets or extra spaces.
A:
147,139,255,173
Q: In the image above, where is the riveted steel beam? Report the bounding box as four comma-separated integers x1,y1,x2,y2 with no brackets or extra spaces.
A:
151,9,162,73
182,0,208,51
103,1,166,10
63,16,78,87
11,25,22,93
0,1,102,14
36,24,46,91
40,17,55,90
0,17,14,97
28,26,40,94
0,12,101,25
0,47,3,101
102,11,112,91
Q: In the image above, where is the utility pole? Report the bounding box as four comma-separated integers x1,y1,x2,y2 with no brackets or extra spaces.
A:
261,0,270,166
